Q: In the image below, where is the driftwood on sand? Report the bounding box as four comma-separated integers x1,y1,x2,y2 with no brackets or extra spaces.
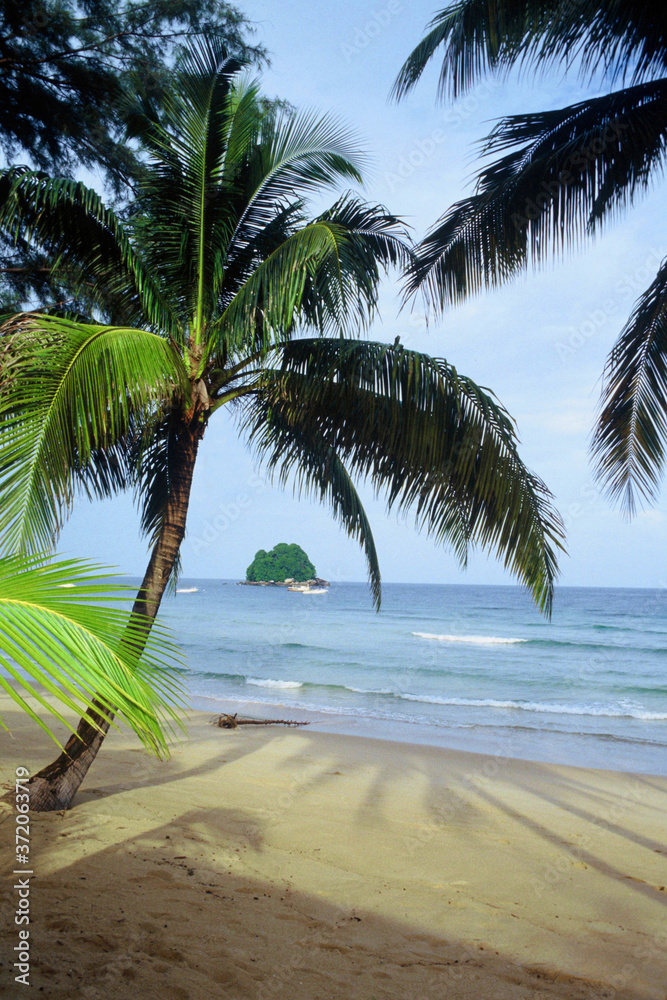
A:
212,713,309,729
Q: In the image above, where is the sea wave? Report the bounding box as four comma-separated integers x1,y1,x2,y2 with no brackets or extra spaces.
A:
187,670,667,719
413,631,667,655
189,688,667,731
412,632,527,645
397,693,667,720
246,677,303,689
592,623,667,635
346,686,395,695
341,685,667,720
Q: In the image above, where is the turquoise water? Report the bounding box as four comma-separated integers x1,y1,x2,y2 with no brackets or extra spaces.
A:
157,582,667,775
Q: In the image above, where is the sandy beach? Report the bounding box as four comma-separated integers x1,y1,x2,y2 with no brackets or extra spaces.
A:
1,696,665,999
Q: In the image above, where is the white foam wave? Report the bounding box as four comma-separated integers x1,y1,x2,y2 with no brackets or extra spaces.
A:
346,686,395,695
398,693,667,720
187,689,667,727
412,632,527,645
246,677,303,690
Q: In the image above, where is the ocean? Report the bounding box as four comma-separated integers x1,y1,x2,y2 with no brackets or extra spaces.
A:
157,581,667,775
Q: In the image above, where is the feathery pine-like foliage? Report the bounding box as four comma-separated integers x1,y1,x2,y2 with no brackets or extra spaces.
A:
0,1,265,314
0,39,563,615
0,554,184,751
395,1,667,513
0,0,264,182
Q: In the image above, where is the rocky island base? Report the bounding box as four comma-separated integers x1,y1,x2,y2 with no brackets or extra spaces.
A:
238,577,330,588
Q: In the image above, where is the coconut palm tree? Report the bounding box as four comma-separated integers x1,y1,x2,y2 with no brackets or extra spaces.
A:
0,39,563,810
394,1,667,513
0,553,184,755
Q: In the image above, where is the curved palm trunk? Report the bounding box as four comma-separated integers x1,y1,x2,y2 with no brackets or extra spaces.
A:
27,418,203,812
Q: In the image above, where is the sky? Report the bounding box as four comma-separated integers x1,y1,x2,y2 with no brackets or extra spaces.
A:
57,0,667,594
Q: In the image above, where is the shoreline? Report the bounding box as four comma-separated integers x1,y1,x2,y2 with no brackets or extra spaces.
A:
161,581,667,779
1,695,666,998
190,692,667,777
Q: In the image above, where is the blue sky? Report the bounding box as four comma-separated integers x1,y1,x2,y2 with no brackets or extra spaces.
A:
58,0,667,592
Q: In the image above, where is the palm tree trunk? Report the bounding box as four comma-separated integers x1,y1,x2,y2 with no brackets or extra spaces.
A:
26,418,203,812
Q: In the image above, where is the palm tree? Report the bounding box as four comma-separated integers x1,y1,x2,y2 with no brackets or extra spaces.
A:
0,39,563,811
394,1,667,513
0,553,184,755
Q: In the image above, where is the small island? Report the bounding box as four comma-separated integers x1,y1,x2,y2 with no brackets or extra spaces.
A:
239,542,329,588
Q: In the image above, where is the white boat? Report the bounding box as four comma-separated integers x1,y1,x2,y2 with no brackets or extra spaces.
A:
176,587,199,594
288,585,327,594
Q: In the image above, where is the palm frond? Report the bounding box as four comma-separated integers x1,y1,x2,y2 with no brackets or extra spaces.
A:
124,38,246,339
392,0,667,102
157,39,244,342
215,199,411,358
129,413,182,549
224,103,366,255
0,314,187,554
297,195,413,337
244,338,564,614
405,82,667,308
214,221,348,354
0,168,176,331
592,256,667,513
124,36,244,164
0,554,185,753
217,94,371,314
244,408,381,607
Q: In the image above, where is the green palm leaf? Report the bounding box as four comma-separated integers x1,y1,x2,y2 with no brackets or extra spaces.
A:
244,406,382,606
392,0,667,102
0,314,187,554
394,3,667,516
245,338,564,613
140,41,245,341
0,554,185,753
216,197,411,356
217,194,410,358
224,102,365,251
0,168,176,331
393,0,564,102
215,221,349,354
405,82,667,307
298,195,412,337
592,257,667,512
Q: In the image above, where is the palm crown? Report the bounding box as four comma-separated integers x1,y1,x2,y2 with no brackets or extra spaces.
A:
0,38,564,809
1,37,563,616
394,1,667,514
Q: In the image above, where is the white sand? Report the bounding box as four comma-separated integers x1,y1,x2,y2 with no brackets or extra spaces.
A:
1,698,665,998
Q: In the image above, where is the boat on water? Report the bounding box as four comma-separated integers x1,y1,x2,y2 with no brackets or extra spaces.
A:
176,587,199,594
287,585,327,594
